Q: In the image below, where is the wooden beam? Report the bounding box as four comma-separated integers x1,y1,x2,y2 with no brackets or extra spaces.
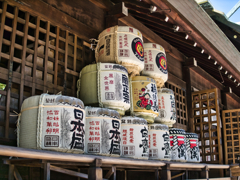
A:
88,159,103,180
50,165,88,179
184,57,197,67
104,166,115,179
119,15,185,62
88,0,113,11
160,164,171,180
14,167,23,180
8,164,14,180
43,162,50,180
108,2,128,18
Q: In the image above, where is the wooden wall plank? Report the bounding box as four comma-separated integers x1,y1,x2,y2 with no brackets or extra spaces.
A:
63,31,69,95
54,26,59,94
43,21,50,93
0,1,7,52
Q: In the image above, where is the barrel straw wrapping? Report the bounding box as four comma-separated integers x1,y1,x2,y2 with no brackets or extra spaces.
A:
17,93,85,154
142,43,168,88
78,63,130,116
95,26,144,77
85,107,121,157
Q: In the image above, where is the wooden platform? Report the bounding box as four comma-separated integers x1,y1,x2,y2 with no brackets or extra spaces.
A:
0,145,231,180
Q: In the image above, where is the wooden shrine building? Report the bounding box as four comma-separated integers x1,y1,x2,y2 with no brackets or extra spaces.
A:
0,0,240,179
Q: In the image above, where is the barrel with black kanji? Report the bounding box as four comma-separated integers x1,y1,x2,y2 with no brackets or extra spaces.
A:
77,63,130,116
121,116,148,159
169,128,187,162
186,133,200,162
148,124,171,161
84,107,121,157
17,93,85,153
95,26,144,76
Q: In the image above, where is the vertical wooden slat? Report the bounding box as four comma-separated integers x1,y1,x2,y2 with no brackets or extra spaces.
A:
5,6,18,138
63,31,69,95
44,21,50,93
44,163,50,180
32,16,40,95
0,1,7,53
222,111,228,164
19,12,29,110
8,164,15,180
54,26,59,94
72,35,77,96
207,92,212,161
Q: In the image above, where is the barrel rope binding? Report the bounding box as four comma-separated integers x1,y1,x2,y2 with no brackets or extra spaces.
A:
37,93,45,149
129,77,134,116
114,26,118,64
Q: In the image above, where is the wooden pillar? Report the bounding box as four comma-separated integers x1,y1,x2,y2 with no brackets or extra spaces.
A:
155,168,159,180
88,158,102,180
160,164,171,180
200,166,209,179
8,164,15,180
183,57,197,132
44,162,50,180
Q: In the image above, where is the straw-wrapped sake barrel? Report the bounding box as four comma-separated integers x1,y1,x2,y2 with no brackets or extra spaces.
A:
148,124,171,161
77,63,130,116
17,94,85,153
155,88,176,127
129,76,158,123
121,116,148,159
85,107,121,157
169,128,187,162
186,133,200,162
142,43,168,87
95,26,144,76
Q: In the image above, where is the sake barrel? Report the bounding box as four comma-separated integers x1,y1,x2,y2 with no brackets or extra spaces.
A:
142,43,168,87
121,116,148,159
169,128,187,162
95,26,144,76
17,94,85,153
155,88,176,127
186,133,200,162
148,124,171,161
77,63,130,116
85,107,121,157
129,76,158,123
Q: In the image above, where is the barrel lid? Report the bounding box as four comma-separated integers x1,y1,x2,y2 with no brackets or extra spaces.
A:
85,106,120,119
121,116,147,125
143,43,165,53
55,95,84,109
131,76,156,83
186,133,198,139
148,123,169,131
158,88,174,94
169,128,186,135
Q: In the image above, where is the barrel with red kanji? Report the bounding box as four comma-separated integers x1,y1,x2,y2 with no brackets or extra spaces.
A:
121,116,148,159
186,133,200,162
142,43,168,87
148,124,171,161
155,88,176,127
95,26,144,76
17,93,85,153
77,63,130,116
169,128,187,162
84,107,121,157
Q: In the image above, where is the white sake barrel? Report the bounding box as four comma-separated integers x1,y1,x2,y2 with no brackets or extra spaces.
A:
95,26,144,76
121,116,148,159
17,94,85,153
85,107,121,157
77,63,130,116
169,128,187,162
186,133,200,162
148,124,171,161
142,43,168,87
129,76,158,124
155,88,176,127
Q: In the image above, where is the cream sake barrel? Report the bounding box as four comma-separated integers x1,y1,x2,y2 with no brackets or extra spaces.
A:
85,107,121,157
17,94,85,153
155,88,176,127
169,128,187,162
142,43,168,87
186,133,200,162
77,63,130,116
129,76,158,123
121,116,148,159
95,26,144,76
148,124,171,161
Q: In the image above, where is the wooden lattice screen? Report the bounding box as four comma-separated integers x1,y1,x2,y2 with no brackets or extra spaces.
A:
0,1,93,140
222,109,240,164
192,88,223,164
165,82,188,131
